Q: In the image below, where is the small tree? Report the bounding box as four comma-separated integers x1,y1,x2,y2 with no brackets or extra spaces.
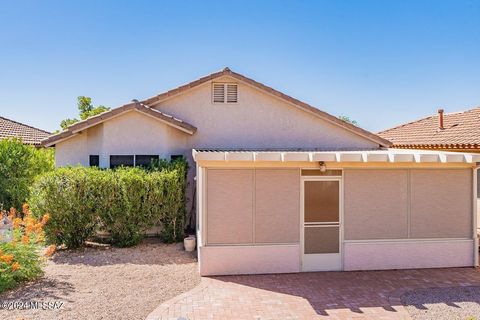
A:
60,96,109,130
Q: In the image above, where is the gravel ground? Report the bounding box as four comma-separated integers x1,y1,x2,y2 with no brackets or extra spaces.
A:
0,239,200,320
402,286,480,320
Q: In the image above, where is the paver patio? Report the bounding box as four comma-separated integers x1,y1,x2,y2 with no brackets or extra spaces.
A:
147,267,480,320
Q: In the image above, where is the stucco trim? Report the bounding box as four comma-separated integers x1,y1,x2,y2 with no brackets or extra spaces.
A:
42,101,197,147
344,239,474,270
142,67,392,147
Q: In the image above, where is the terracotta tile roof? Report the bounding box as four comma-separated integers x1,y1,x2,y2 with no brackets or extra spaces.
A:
378,107,480,149
0,116,50,145
142,67,391,148
42,100,197,147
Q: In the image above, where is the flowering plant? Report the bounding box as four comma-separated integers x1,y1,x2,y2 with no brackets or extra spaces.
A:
0,204,53,292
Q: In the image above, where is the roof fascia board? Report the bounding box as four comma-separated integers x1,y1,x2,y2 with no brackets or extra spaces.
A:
43,132,80,147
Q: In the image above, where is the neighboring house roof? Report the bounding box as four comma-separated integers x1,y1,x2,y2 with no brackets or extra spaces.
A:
142,67,391,148
42,100,197,147
42,67,391,148
378,107,480,150
0,116,50,146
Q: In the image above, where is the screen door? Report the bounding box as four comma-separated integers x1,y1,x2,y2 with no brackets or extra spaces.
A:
302,178,341,271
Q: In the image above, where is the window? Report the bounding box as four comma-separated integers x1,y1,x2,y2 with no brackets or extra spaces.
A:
89,155,99,167
110,155,134,169
170,154,184,161
135,155,159,167
212,83,238,103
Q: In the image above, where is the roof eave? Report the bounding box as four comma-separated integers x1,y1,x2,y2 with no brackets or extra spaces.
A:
42,101,197,147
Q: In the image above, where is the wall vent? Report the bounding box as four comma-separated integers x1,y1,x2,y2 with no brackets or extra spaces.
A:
213,83,238,103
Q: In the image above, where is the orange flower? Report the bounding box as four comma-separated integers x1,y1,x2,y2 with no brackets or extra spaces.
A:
0,254,14,264
21,235,30,244
34,223,43,233
7,208,16,221
22,203,30,215
25,223,34,235
11,262,20,271
41,214,50,225
13,217,22,229
45,245,56,257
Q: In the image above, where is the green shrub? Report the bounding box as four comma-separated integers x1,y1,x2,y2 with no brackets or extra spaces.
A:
30,159,188,248
29,167,99,248
0,138,54,211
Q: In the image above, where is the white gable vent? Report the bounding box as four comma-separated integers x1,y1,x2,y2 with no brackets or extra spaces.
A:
212,83,238,103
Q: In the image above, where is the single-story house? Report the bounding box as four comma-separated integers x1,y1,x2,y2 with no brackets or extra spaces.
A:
0,116,50,146
42,68,479,275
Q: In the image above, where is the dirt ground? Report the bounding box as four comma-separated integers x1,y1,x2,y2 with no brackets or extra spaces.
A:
0,239,200,320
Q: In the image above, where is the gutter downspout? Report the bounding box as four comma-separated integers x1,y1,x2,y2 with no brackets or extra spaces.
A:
474,164,479,268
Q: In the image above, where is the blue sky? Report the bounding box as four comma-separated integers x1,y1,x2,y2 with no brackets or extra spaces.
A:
0,0,479,133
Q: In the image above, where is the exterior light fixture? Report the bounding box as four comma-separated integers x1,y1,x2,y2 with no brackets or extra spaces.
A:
319,161,327,173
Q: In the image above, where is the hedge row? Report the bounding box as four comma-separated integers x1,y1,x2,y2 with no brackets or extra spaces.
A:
29,160,187,248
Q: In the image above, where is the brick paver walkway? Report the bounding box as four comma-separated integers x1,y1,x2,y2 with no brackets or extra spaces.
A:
147,268,480,320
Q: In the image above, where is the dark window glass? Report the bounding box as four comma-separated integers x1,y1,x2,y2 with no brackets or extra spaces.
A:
135,155,159,167
110,155,134,169
170,154,184,161
89,155,99,167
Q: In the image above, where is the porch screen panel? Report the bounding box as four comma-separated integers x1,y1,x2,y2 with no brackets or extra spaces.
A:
255,169,300,243
304,181,339,222
206,169,254,244
343,170,409,240
410,169,472,238
304,226,339,254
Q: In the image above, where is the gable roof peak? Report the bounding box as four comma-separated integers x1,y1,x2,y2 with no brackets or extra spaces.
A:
142,68,391,147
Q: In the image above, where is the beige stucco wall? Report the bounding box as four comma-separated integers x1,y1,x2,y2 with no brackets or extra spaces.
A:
55,132,88,166
344,240,474,271
55,110,189,167
154,76,380,151
56,76,381,169
344,168,473,240
199,245,300,276
205,168,300,246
